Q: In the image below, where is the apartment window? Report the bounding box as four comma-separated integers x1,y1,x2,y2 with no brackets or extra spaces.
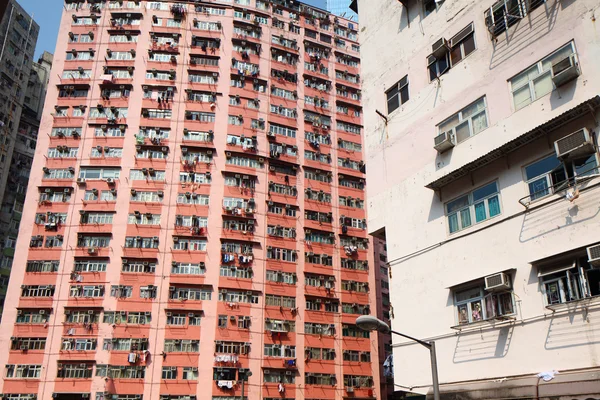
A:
428,52,449,81
6,364,42,379
446,181,501,234
540,256,600,306
438,97,488,143
510,42,575,111
450,24,476,65
454,281,515,325
485,0,548,37
424,0,444,16
386,75,408,113
524,153,597,201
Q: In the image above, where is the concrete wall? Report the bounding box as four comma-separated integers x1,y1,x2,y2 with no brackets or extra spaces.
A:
356,0,600,392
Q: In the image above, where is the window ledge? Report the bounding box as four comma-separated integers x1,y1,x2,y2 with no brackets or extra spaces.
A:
545,294,600,311
450,315,516,331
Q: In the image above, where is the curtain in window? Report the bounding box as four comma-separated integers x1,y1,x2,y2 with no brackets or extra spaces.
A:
471,111,488,135
474,202,487,223
448,214,459,233
488,196,501,217
460,209,471,229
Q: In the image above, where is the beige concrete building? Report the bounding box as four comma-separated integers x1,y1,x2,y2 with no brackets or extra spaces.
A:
353,0,600,398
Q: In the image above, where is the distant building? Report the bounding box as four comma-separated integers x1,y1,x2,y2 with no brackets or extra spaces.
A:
0,3,381,400
0,0,40,317
327,0,358,21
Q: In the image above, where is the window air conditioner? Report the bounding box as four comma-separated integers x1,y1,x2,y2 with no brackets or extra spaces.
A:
554,128,593,160
484,272,511,291
346,387,354,393
431,37,449,59
551,54,580,87
433,130,456,153
587,244,600,267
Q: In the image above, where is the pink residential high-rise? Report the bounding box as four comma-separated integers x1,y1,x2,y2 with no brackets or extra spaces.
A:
0,1,379,400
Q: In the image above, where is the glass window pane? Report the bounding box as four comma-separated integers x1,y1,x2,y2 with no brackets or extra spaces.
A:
528,177,550,200
460,208,471,229
511,66,538,89
488,195,501,217
542,44,574,71
448,214,459,233
462,34,476,58
472,182,498,202
450,45,462,65
573,155,598,177
439,114,460,133
456,287,481,302
470,300,483,321
446,195,469,214
400,85,409,105
455,120,471,143
461,98,486,119
513,84,532,110
471,110,488,135
533,72,553,99
387,94,399,113
474,201,487,223
525,155,561,180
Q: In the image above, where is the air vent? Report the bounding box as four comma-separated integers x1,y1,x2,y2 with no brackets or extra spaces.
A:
587,244,600,267
551,54,580,87
484,272,511,291
433,131,456,153
554,128,593,160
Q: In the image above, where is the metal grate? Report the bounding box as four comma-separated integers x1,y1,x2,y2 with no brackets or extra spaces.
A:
552,55,574,76
434,132,449,146
588,245,600,260
485,273,504,288
556,129,587,156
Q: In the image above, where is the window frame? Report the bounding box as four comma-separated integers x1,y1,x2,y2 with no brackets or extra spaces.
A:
445,180,502,234
385,75,409,114
437,96,489,144
509,41,576,111
523,152,598,202
454,282,516,326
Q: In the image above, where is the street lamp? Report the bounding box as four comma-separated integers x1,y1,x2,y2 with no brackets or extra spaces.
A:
239,370,252,400
356,315,440,400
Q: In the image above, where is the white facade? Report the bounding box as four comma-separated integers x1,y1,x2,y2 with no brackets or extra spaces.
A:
356,0,600,397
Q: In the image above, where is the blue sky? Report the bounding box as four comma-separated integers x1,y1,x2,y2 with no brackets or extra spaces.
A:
18,0,327,61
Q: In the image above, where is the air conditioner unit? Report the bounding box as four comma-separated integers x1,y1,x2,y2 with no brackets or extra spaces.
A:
554,128,594,160
484,272,511,291
346,387,354,393
431,37,449,59
433,131,455,153
587,244,600,267
551,53,580,87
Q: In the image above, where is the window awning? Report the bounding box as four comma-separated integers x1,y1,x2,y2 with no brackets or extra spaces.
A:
426,96,600,190
537,262,576,277
445,268,515,290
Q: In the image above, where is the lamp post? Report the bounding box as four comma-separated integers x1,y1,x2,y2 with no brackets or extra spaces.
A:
240,369,252,400
356,315,440,400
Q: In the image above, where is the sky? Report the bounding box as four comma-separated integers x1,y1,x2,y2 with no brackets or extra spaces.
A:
17,0,327,61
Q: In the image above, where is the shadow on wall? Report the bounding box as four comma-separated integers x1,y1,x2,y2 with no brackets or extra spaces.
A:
452,325,514,363
489,0,560,70
518,183,600,243
397,1,420,33
544,304,600,350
